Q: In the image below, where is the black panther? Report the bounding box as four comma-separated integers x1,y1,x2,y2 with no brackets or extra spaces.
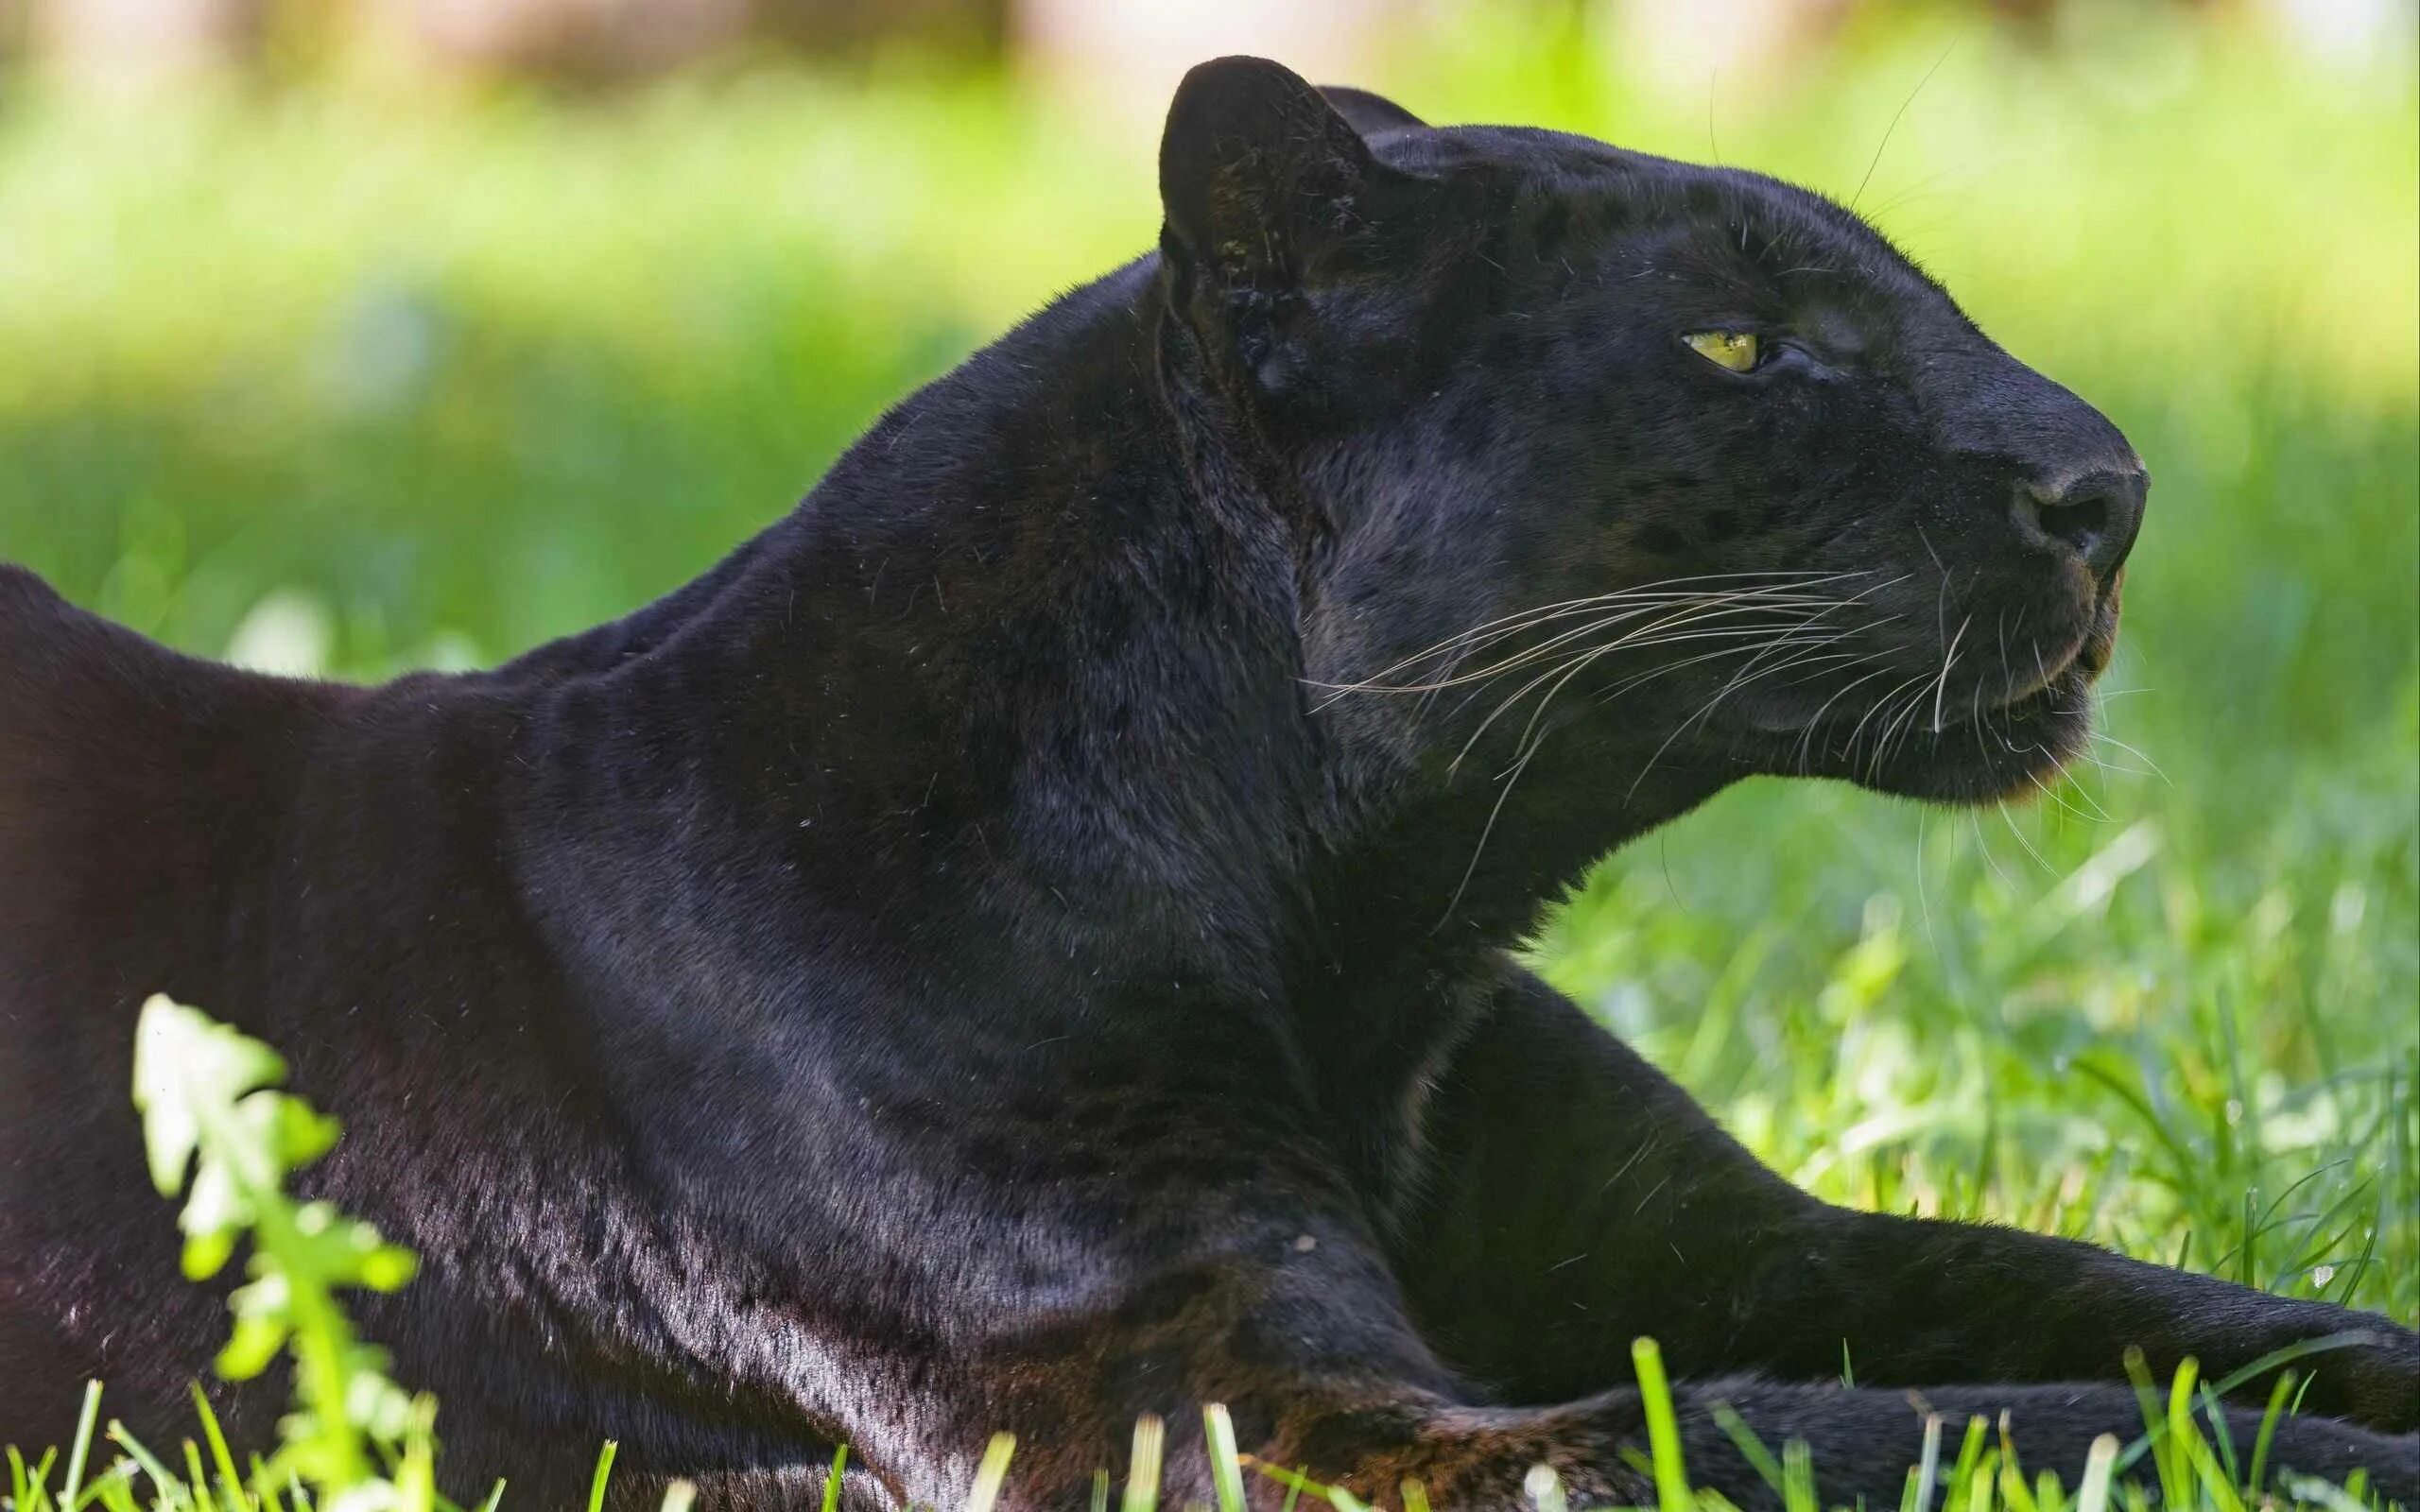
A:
0,57,2412,1510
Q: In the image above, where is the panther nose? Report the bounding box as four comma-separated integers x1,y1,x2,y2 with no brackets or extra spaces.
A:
2015,466,2146,584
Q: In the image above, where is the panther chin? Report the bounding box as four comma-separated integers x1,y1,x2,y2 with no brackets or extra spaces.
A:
1718,566,2125,806
1733,631,2111,806
1848,661,2100,805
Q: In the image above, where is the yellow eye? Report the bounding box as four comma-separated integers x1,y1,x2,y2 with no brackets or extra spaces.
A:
1684,331,1761,372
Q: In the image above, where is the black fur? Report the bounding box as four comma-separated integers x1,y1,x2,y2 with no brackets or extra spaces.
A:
1,58,2411,1510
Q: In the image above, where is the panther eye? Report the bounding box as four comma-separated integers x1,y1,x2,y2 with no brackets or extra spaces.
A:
1683,331,1761,372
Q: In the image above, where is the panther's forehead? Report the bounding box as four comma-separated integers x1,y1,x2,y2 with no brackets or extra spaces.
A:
1378,121,1949,326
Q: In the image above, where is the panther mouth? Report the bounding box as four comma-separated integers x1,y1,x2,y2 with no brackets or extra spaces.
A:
1728,600,2114,804
1979,635,2091,719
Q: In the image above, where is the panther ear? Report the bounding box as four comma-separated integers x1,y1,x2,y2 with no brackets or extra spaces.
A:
1317,85,1426,136
1158,56,1378,293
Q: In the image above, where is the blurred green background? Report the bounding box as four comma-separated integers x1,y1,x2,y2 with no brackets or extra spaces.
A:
2,0,2414,1320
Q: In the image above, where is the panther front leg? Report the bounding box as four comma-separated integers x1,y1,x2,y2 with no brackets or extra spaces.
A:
1390,960,2420,1435
961,1198,2413,1512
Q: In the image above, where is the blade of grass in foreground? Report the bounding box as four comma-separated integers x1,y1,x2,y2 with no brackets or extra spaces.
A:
1709,1400,1786,1500
1119,1414,1165,1512
1782,1435,1819,1512
1204,1405,1248,1512
2195,1383,2239,1488
1941,1415,1988,1512
1905,1411,1945,1512
8,1444,55,1512
1631,1336,1693,1512
586,1439,618,1512
2246,1370,2294,1496
2071,1435,2119,1512
104,1422,184,1510
2159,1355,2201,1512
822,1444,849,1512
179,1440,216,1512
187,1384,247,1512
63,1382,103,1509
966,1433,1016,1512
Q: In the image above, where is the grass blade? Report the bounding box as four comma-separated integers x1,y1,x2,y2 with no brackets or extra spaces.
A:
104,1422,187,1510
1908,1413,1945,1512
967,1432,1016,1512
246,1456,284,1512
1203,1405,1247,1512
2156,1357,2199,1512
8,1444,44,1512
182,1440,219,1512
586,1439,619,1512
1632,1336,1693,1512
1708,1402,1785,1498
1120,1415,1165,1512
2246,1370,2294,1496
63,1381,103,1509
822,1444,850,1512
2194,1383,2238,1488
2071,1436,2118,1512
1781,1437,1818,1512
1943,1416,1988,1512
187,1384,247,1512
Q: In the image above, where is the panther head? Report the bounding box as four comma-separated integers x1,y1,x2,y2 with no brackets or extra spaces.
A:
1155,58,2144,832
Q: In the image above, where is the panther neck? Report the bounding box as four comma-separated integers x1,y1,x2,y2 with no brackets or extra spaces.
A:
498,258,1323,1001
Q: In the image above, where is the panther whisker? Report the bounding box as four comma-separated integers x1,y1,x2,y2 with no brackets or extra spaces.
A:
1314,570,1876,691
1332,569,1861,669
1431,625,1778,748
1578,575,1907,732
1319,583,1859,700
1794,662,1901,776
2028,765,2109,825
1971,808,2018,892
1446,615,1817,777
1432,592,1875,771
1448,612,1843,803
1621,627,1872,800
1401,564,1901,704
1504,634,1863,784
1325,595,1832,702
1928,612,1971,734
1997,797,2059,876
1436,626,1767,927
1858,680,1924,772
2087,730,2169,787
1877,686,1932,770
1437,606,1847,926
1685,602,1877,724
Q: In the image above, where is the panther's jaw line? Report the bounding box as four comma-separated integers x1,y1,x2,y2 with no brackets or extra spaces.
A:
1984,630,2091,714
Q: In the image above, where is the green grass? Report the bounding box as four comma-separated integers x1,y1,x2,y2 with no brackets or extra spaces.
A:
0,0,2413,1496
